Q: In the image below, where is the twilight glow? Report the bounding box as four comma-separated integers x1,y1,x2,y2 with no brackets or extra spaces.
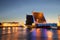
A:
0,0,60,24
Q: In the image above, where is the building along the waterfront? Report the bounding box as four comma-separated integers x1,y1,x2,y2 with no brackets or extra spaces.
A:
2,22,20,27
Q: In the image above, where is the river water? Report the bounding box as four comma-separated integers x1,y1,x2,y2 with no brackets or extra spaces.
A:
0,27,60,40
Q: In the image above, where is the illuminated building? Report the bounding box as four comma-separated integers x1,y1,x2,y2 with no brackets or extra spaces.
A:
2,22,19,27
58,15,60,29
58,15,60,26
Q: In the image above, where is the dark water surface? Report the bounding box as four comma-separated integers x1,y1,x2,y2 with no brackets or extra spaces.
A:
0,27,60,40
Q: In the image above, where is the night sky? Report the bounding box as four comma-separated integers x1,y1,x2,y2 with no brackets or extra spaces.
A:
0,0,60,24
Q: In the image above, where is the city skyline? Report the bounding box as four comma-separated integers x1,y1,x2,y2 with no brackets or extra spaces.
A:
0,0,60,24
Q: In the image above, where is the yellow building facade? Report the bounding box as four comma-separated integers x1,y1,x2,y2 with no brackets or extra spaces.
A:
2,22,20,27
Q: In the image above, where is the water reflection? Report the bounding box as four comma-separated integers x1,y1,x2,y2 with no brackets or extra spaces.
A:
41,29,47,40
57,30,60,40
36,28,41,40
47,30,53,40
26,29,32,40
47,30,53,38
0,26,60,40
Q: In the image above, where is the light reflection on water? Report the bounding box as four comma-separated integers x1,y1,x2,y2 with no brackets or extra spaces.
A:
36,28,41,40
47,31,53,40
0,26,60,40
47,30,53,38
57,30,60,40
